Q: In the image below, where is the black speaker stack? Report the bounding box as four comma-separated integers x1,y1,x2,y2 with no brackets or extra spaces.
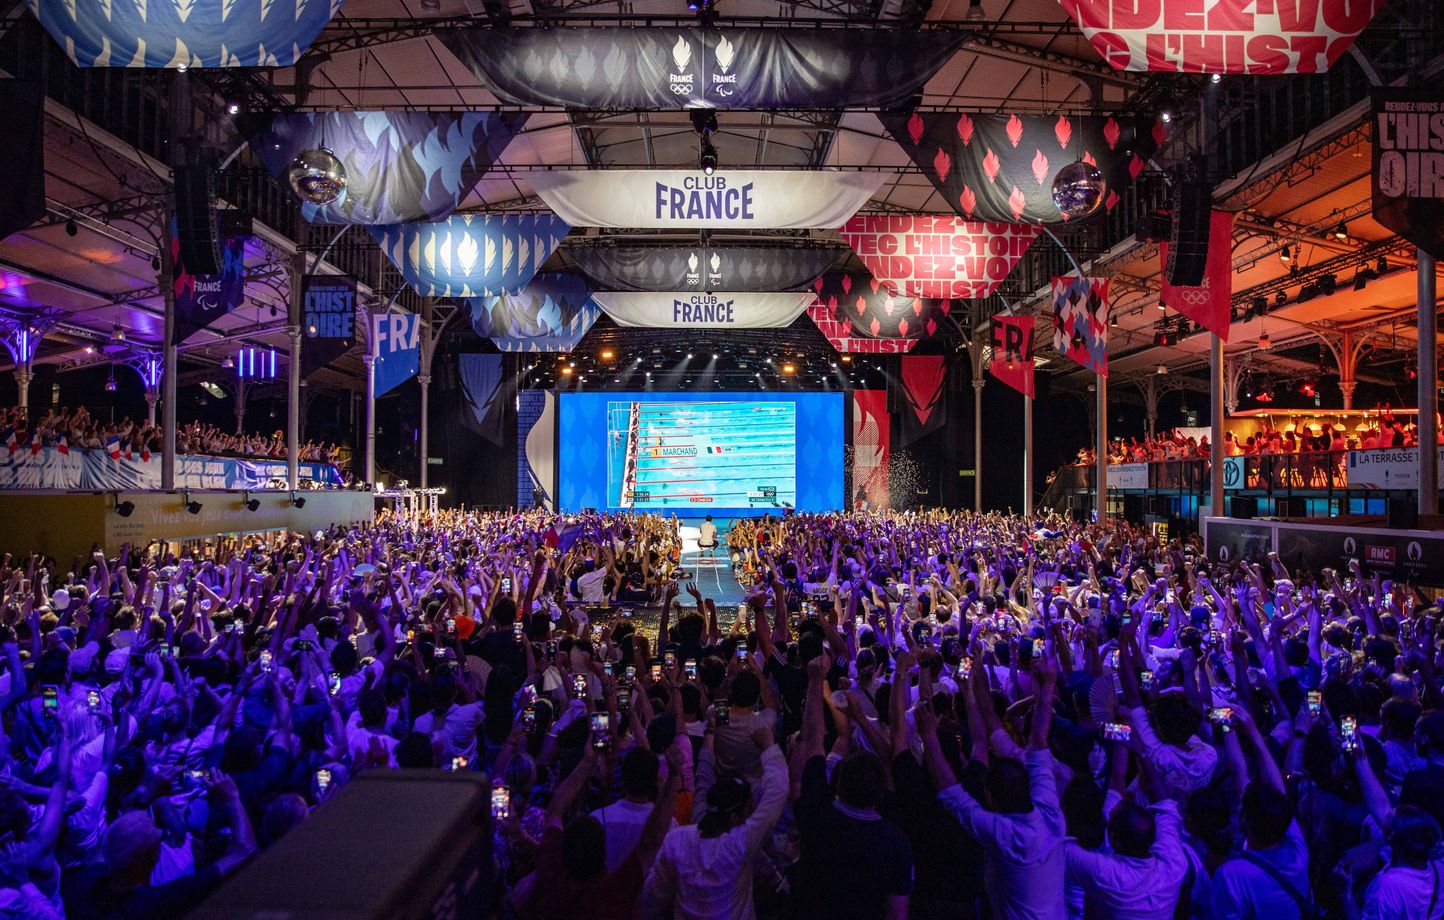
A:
173,163,221,275
1164,177,1212,286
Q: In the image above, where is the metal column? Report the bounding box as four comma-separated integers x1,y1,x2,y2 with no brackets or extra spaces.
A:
973,378,984,511
1210,334,1226,518
1095,378,1108,520
286,324,301,491
364,354,376,485
13,368,30,414
418,372,431,489
1022,394,1033,518
1420,250,1438,516
160,233,178,490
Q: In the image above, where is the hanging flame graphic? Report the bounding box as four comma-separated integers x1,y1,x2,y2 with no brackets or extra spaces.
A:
933,148,952,182
898,318,909,336
1102,117,1121,150
456,233,480,275
959,185,977,218
956,112,974,146
841,274,853,295
1031,149,1050,184
1006,115,1024,147
671,36,691,72
1008,186,1027,220
1055,114,1072,149
714,35,735,73
982,149,1001,182
907,112,925,146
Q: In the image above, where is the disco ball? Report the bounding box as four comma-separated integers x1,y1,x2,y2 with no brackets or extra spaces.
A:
1051,161,1106,220
287,147,347,206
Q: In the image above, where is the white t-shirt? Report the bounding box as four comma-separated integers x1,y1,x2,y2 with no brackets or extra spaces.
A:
699,522,718,547
575,568,608,603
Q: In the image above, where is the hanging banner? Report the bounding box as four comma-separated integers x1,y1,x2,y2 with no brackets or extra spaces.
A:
1346,447,1444,490
173,233,248,344
371,214,570,298
252,111,529,224
814,271,958,339
1160,209,1234,340
0,446,340,490
988,314,1036,398
459,354,507,445
1051,276,1111,377
570,245,841,292
900,354,947,446
371,311,421,397
26,0,342,69
300,275,357,378
473,273,598,343
594,291,812,329
0,81,44,241
1372,89,1444,262
807,305,917,354
1057,0,1384,74
528,171,881,230
852,389,890,510
438,26,962,110
880,111,1164,225
840,215,1040,299
491,301,599,353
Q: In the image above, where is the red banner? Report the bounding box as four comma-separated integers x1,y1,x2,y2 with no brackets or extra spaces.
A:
1051,276,1111,377
900,355,947,426
1058,0,1384,74
1160,210,1235,341
989,315,1036,398
852,389,891,510
839,215,1040,299
806,305,918,353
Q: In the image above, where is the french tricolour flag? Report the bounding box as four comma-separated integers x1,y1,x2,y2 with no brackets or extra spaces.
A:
56,435,68,456
106,435,121,460
3,429,16,455
29,431,42,456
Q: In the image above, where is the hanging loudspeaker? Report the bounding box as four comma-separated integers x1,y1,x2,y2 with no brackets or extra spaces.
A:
174,164,221,276
1164,178,1212,286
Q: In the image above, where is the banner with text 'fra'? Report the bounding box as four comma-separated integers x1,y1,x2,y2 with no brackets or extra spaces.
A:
988,314,1036,398
371,311,421,397
594,292,812,329
1057,0,1383,74
840,215,1039,299
528,171,882,230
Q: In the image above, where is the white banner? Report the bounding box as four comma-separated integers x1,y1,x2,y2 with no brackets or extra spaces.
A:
594,291,812,328
1345,447,1444,490
528,170,883,229
1107,462,1149,490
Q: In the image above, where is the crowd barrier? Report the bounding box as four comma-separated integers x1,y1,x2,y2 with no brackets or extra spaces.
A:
0,446,343,491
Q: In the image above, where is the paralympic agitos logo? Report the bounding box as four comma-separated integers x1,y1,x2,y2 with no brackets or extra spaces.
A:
654,176,756,221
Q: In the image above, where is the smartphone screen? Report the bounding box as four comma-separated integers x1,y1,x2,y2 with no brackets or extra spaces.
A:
451,756,468,772
684,659,698,679
590,712,611,750
490,784,511,820
715,700,730,726
1102,722,1132,742
1341,715,1359,750
315,768,332,793
42,685,59,715
1139,670,1154,691
650,663,662,681
572,674,588,699
1307,691,1322,715
1032,638,1045,658
328,671,342,696
664,650,678,669
259,650,273,673
513,620,524,638
86,689,101,712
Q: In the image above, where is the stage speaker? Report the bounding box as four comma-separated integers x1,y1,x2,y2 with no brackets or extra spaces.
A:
190,771,492,920
1164,178,1212,286
174,164,221,276
1388,498,1418,529
1231,496,1257,519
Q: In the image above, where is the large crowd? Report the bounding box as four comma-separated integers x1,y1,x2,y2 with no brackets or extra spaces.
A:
0,407,341,464
1075,413,1435,467
1,506,1441,919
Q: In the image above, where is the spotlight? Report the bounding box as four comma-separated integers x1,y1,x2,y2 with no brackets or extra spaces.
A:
1110,313,1118,326
686,353,693,359
114,499,135,517
65,219,78,237
84,345,93,354
966,0,986,20
1251,295,1267,316
186,499,203,515
1357,271,1374,291
1209,73,1222,84
1376,256,1389,274
1156,363,1168,375
1274,290,1288,307
104,370,117,392
1160,110,1172,124
291,494,305,508
699,140,718,176
600,348,614,360
782,363,796,374
227,102,241,115
221,355,234,369
245,497,260,512
1317,272,1337,295
1258,332,1271,350
841,355,852,363
151,255,161,271
1278,245,1291,264
112,325,125,343
1331,221,1348,242
712,354,719,360
561,366,573,375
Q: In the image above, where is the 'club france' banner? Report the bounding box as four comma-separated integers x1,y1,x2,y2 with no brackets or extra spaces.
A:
1051,276,1111,377
807,305,917,354
594,292,812,329
438,27,963,110
571,245,841,292
881,111,1164,225
1159,210,1235,340
528,171,882,230
372,312,421,397
252,111,529,224
989,314,1036,398
840,216,1040,299
1058,0,1383,74
26,0,343,68
371,215,571,298
173,230,247,345
814,271,959,340
1372,89,1444,263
